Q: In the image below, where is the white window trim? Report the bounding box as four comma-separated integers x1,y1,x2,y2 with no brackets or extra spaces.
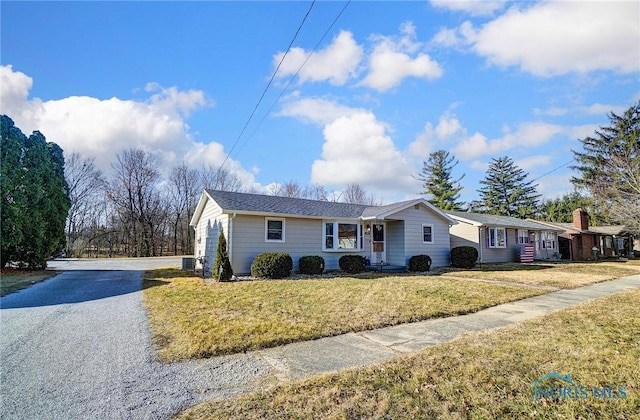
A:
422,223,434,244
265,217,285,242
322,220,363,252
517,230,530,245
487,227,507,249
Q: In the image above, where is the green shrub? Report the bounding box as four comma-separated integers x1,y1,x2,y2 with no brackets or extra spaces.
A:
408,254,432,272
251,252,293,279
451,246,478,269
299,255,325,275
213,229,233,281
339,255,366,274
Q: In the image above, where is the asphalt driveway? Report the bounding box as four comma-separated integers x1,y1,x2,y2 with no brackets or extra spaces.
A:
0,258,270,419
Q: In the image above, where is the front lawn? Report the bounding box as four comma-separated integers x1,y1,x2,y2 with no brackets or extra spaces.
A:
178,288,640,419
438,260,639,289
0,269,58,297
142,269,544,361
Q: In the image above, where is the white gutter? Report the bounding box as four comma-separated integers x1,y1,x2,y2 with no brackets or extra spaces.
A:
229,212,236,272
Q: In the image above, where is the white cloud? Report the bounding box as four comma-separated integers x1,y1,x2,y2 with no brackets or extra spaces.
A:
359,22,443,91
515,154,553,171
430,0,506,17
452,121,565,160
472,1,640,76
276,96,364,126
0,65,256,185
274,30,363,86
536,173,573,200
311,112,416,193
407,113,464,157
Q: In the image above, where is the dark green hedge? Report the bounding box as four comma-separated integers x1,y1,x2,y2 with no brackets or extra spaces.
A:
451,246,478,269
299,255,325,275
250,252,293,279
408,254,432,272
339,255,366,274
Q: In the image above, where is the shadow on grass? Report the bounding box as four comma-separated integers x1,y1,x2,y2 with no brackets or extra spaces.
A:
142,268,200,290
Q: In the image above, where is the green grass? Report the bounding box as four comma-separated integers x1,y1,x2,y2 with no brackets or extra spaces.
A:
178,288,640,419
0,269,58,296
438,261,640,289
142,269,544,361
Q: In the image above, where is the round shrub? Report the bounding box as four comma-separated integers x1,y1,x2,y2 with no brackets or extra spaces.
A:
299,255,325,275
251,252,293,279
451,246,479,269
409,254,432,272
339,255,366,274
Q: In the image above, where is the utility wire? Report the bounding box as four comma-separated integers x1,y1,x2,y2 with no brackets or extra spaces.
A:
530,158,575,183
233,0,352,159
217,0,316,173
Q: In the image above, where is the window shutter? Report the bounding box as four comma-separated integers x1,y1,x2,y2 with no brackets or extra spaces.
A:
505,229,508,247
485,228,490,248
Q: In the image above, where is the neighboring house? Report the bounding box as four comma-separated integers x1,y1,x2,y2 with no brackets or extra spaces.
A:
446,211,563,264
533,208,635,260
190,189,457,275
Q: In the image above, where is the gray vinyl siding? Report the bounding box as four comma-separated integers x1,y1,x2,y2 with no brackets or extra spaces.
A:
450,223,520,263
388,204,452,267
386,221,405,266
231,215,367,274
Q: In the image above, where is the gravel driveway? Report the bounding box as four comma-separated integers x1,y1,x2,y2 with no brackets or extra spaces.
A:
0,258,271,419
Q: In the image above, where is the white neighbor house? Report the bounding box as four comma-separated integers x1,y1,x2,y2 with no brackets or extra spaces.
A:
190,189,457,275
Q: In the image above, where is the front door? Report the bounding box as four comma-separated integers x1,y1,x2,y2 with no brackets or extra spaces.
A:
370,223,386,264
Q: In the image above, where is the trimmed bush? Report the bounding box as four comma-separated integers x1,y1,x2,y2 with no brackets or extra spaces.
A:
408,254,432,272
213,229,233,281
299,255,325,275
339,255,366,274
451,246,479,269
251,252,293,279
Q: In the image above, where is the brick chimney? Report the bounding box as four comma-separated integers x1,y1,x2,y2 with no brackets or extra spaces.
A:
572,208,589,230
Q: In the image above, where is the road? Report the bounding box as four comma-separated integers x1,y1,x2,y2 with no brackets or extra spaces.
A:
0,258,270,420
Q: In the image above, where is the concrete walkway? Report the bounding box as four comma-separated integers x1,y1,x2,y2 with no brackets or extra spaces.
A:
255,274,640,381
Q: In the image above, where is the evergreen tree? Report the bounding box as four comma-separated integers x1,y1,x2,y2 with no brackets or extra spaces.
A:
572,101,640,233
416,150,465,210
1,115,70,269
538,191,610,225
213,228,233,281
476,156,540,218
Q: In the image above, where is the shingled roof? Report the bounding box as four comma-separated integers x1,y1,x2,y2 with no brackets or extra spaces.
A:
447,210,563,231
205,189,369,218
196,190,456,224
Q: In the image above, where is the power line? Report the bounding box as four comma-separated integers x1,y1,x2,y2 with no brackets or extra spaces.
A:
217,1,316,173
530,158,575,183
233,0,352,160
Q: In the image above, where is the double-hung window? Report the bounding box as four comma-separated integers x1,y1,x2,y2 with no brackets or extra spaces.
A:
422,224,434,244
541,231,556,249
487,227,506,248
517,230,530,244
323,221,362,251
265,218,285,242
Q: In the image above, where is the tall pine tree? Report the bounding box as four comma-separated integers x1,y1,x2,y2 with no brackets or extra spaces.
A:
1,115,70,269
571,101,640,233
476,156,540,218
416,150,465,210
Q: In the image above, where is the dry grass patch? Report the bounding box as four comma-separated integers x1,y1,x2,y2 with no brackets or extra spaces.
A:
439,261,639,289
178,288,640,419
142,269,543,361
0,269,58,296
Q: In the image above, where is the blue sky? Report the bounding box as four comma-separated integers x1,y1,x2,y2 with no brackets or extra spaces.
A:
1,1,638,204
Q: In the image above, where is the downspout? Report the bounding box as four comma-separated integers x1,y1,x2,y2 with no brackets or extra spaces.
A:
478,227,483,265
229,212,236,273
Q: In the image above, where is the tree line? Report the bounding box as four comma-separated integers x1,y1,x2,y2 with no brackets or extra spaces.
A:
418,102,639,234
1,101,638,267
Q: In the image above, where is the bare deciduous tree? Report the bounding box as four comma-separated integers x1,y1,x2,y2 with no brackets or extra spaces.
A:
167,162,201,255
342,183,380,205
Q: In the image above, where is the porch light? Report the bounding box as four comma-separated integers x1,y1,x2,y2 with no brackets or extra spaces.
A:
365,224,371,234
